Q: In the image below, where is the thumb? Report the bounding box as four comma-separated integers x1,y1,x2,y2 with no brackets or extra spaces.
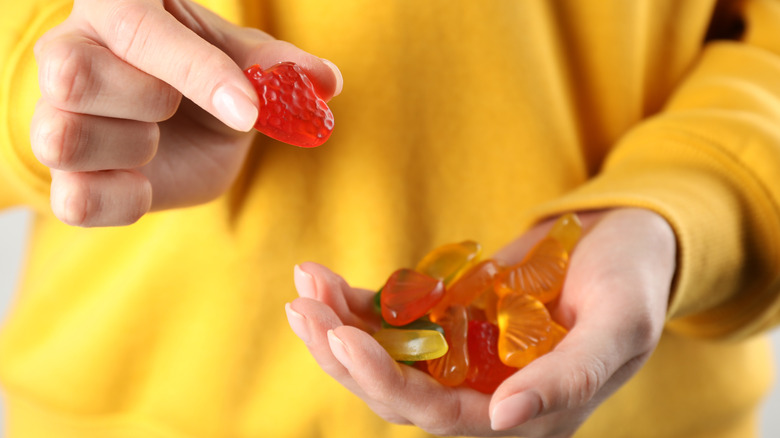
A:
487,323,631,432
81,0,341,131
164,0,343,101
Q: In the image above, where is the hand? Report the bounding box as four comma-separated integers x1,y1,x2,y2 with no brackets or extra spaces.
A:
31,0,342,226
286,208,676,437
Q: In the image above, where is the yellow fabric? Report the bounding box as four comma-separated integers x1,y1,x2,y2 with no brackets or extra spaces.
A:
1,0,780,437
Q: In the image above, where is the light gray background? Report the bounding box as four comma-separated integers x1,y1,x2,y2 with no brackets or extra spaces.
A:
0,208,779,436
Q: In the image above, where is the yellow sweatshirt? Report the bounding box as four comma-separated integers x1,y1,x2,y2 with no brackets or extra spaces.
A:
2,0,780,437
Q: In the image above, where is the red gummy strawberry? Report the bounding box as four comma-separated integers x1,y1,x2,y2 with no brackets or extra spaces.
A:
243,62,334,147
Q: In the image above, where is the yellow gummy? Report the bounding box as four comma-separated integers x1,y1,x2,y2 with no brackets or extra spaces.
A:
415,240,482,285
373,329,449,361
547,213,582,253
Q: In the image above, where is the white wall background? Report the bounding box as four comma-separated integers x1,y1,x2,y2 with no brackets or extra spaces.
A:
0,208,779,436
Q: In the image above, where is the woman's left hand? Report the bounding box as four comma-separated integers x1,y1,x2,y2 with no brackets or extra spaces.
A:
286,208,676,437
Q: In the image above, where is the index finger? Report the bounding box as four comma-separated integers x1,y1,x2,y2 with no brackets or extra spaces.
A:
79,0,258,131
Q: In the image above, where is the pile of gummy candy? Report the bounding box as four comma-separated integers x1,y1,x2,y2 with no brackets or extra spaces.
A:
371,213,581,393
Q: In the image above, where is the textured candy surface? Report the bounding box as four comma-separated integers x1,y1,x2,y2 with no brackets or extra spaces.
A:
381,269,445,326
427,304,469,386
496,238,569,303
497,293,567,368
465,320,517,394
373,328,448,361
415,241,482,286
244,62,334,147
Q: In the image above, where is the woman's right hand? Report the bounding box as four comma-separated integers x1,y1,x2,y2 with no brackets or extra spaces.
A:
31,0,342,226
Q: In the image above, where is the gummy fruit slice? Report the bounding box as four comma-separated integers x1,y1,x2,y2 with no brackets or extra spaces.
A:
244,62,334,147
372,328,448,361
496,293,567,368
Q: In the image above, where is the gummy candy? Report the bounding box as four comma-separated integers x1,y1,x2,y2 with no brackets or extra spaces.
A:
371,213,582,393
415,241,482,286
244,62,334,147
380,269,445,326
497,293,567,368
464,320,517,394
372,328,448,361
427,304,470,386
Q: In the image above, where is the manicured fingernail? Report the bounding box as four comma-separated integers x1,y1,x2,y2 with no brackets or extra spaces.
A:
328,330,352,370
490,392,541,431
294,264,317,299
285,303,311,344
213,85,257,132
320,58,343,97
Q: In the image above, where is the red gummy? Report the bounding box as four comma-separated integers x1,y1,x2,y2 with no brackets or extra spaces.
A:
464,320,517,394
381,269,445,326
243,62,334,147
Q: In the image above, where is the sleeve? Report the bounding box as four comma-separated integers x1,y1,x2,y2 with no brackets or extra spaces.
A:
520,0,780,340
0,0,72,212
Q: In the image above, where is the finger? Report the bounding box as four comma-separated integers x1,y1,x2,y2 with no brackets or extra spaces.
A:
32,101,159,172
294,262,379,331
286,298,408,424
35,31,181,120
73,0,256,131
50,169,152,227
163,0,343,100
327,325,499,437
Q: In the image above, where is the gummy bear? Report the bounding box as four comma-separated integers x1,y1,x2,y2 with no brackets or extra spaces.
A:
244,62,334,147
380,269,445,326
464,320,517,394
373,328,449,362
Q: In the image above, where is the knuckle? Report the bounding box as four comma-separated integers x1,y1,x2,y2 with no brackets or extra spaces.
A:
38,42,91,109
564,355,609,408
104,1,155,61
33,111,82,169
420,395,462,436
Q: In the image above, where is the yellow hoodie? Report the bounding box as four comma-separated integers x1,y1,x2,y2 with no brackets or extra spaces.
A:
1,0,780,437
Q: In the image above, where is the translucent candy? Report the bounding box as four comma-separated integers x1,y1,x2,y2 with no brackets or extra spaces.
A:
415,241,482,286
548,212,582,253
373,328,449,361
496,213,582,303
427,304,469,386
381,269,445,326
464,320,517,394
497,293,567,368
430,259,502,319
496,238,569,303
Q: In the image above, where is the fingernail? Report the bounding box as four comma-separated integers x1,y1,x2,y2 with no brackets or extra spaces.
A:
490,392,541,431
212,85,257,132
294,264,317,299
285,303,311,344
320,58,343,97
328,330,352,370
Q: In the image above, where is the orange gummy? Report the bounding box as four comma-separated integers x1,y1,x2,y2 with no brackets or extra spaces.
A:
496,293,567,368
427,304,470,386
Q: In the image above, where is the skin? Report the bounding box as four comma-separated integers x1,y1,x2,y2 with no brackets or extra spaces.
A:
32,2,678,435
288,208,677,437
31,0,342,227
